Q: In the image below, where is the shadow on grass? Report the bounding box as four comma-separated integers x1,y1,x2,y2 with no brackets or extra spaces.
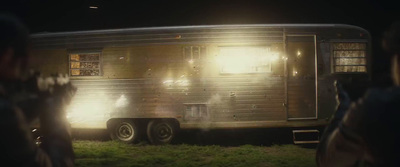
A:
174,128,293,146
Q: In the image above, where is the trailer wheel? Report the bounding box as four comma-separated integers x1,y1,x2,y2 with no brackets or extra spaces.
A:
147,119,177,145
109,120,139,144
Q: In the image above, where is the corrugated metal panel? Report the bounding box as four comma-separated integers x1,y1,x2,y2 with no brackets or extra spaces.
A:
287,79,316,118
67,76,285,122
30,24,372,50
31,27,284,49
316,77,337,119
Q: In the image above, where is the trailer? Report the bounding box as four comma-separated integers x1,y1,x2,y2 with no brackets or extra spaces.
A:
29,24,371,144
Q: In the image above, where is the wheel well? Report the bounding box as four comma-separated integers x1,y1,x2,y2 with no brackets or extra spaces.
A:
106,118,180,130
158,118,180,129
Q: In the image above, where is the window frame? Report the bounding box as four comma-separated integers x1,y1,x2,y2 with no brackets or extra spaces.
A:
331,42,368,74
183,103,209,121
183,46,207,61
69,52,102,77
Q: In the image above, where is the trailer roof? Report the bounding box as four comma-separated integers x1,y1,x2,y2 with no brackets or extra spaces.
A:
30,24,368,38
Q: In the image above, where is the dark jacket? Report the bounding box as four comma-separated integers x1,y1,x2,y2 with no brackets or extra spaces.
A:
0,80,74,167
317,87,400,167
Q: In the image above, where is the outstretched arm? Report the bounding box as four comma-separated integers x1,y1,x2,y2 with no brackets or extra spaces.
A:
37,74,76,167
316,81,366,167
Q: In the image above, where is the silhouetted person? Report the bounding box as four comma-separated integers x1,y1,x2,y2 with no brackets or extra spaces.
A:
316,21,400,167
0,14,76,167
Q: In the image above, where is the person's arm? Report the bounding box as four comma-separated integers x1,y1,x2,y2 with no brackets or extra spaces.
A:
6,74,77,167
37,74,76,167
317,100,368,167
316,82,366,166
38,96,74,167
0,97,54,166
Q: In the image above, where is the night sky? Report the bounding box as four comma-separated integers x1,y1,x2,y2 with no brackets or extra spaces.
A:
2,0,400,87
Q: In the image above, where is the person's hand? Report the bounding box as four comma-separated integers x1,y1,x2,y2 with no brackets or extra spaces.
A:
37,73,77,132
15,72,76,124
316,81,354,164
49,73,77,106
334,80,351,120
37,73,77,106
36,74,76,166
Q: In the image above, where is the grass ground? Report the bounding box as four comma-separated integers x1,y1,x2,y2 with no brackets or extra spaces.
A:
73,140,317,167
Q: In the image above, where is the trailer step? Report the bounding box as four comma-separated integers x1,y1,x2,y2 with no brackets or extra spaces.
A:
292,129,320,144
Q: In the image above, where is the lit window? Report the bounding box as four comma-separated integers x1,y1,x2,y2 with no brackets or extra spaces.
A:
69,53,101,76
333,43,367,73
217,46,278,73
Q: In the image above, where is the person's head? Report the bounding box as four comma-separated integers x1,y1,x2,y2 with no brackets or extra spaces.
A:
383,21,400,86
0,14,30,80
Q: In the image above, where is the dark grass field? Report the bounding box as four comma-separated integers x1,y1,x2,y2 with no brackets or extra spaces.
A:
71,128,319,167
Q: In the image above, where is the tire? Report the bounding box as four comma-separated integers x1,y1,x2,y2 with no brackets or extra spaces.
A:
147,119,177,145
109,120,139,144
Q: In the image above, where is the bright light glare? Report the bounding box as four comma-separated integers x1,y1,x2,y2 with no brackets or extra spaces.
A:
163,80,173,84
175,80,189,86
66,102,109,125
270,54,279,61
115,95,128,108
163,79,190,87
217,47,279,73
292,68,298,76
66,92,111,128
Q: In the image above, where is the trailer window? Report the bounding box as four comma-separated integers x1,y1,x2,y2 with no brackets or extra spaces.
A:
184,46,206,63
69,53,101,76
184,104,208,121
333,43,367,73
217,46,278,73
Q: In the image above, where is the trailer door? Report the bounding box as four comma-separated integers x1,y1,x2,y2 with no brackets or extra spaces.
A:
286,35,317,120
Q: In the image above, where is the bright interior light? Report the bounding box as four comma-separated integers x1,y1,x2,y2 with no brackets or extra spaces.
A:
270,53,279,61
292,68,298,76
217,46,279,73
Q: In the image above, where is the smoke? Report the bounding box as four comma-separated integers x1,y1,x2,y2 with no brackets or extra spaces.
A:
207,94,222,105
115,95,128,108
37,77,55,91
36,73,70,93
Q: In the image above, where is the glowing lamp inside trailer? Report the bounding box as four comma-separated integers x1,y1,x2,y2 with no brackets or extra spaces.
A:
297,50,302,58
292,68,298,76
217,46,279,73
